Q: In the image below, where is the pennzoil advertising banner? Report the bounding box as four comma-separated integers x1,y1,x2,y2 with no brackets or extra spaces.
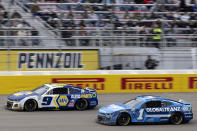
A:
0,49,99,71
0,74,197,94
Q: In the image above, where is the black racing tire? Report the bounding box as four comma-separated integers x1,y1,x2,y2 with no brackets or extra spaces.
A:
169,112,184,125
24,99,38,112
75,99,88,110
117,113,131,126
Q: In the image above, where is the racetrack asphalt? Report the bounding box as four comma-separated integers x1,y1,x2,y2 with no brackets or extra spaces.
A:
0,93,196,131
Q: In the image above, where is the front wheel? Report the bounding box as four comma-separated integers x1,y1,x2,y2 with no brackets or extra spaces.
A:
24,99,37,112
169,112,183,125
75,99,88,110
117,113,131,126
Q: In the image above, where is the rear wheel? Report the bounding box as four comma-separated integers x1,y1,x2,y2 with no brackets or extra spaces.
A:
117,113,131,126
75,99,88,110
24,99,37,112
169,112,183,125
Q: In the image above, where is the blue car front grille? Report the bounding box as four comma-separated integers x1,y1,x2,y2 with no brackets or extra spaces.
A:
98,116,105,122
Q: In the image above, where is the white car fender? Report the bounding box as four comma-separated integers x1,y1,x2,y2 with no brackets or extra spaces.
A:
20,96,39,107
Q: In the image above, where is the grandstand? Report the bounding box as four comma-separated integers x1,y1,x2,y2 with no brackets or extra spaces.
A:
0,0,197,70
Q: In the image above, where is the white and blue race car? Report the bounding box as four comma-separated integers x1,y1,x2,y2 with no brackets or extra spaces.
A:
7,83,98,111
97,96,193,125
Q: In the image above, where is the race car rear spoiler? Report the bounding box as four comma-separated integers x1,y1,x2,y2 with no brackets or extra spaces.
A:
178,99,192,105
85,87,96,92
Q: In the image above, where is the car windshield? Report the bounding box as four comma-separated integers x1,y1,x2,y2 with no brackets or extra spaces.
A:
32,85,49,94
124,99,143,107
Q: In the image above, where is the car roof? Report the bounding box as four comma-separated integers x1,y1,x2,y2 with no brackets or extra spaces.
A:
45,83,81,89
135,95,184,105
136,95,169,101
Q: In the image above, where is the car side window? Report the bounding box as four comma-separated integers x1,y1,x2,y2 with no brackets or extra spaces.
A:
142,101,162,108
46,90,53,95
52,88,68,95
140,103,146,108
162,101,172,107
69,88,80,94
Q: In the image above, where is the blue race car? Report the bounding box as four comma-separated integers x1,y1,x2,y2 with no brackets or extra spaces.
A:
97,96,193,126
7,83,98,111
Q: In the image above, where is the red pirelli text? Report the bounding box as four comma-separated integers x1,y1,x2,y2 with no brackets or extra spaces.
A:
121,77,173,90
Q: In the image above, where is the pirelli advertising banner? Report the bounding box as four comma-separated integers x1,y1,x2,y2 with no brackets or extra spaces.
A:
0,74,197,94
0,49,99,71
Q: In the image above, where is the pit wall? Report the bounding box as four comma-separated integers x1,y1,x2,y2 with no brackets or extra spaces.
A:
0,71,197,94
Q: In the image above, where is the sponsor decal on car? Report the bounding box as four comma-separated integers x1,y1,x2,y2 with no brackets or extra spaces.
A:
90,101,97,106
71,94,96,99
14,91,32,96
57,96,68,106
92,93,97,98
14,93,22,96
182,106,192,111
68,100,75,107
71,94,81,99
81,94,93,98
146,107,181,112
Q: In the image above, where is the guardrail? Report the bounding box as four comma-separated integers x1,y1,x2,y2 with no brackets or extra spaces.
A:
26,3,180,6
0,34,196,47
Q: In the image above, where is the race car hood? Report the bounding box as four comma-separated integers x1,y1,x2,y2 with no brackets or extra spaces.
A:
99,103,131,113
8,91,38,101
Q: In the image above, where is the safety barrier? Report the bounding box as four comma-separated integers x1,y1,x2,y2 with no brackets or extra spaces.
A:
0,70,197,94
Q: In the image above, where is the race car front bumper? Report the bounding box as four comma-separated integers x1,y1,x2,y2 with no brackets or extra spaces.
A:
96,114,116,125
184,112,193,121
6,100,23,110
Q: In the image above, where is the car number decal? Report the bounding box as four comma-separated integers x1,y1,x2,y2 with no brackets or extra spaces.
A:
42,97,53,105
137,109,144,120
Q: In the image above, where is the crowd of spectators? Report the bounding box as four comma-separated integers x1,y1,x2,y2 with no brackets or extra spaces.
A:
4,0,197,47
0,2,40,46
